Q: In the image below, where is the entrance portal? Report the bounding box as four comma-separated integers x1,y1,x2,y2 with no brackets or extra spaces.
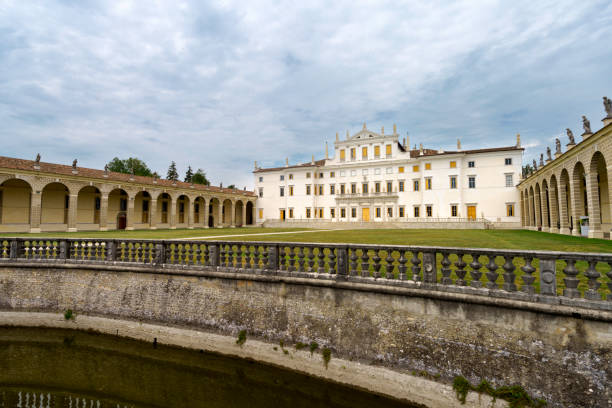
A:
362,208,370,222
117,213,127,230
467,206,476,220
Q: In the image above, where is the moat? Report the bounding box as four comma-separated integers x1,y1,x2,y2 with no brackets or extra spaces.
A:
0,327,420,408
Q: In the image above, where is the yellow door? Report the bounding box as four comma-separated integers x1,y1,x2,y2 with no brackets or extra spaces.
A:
362,208,370,222
467,206,476,220
280,210,286,220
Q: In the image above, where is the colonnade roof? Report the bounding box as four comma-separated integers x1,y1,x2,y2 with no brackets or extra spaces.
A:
0,155,255,197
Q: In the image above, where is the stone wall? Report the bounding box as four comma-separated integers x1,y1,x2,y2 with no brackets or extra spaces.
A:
0,262,610,407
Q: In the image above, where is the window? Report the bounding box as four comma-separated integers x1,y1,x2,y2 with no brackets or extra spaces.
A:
505,158,512,165
386,181,392,192
340,184,346,194
425,163,431,170
306,208,311,218
413,180,420,191
330,171,335,178
451,205,458,217
306,185,311,195
280,187,285,197
425,178,432,190
374,145,380,157
289,208,294,218
350,170,356,176
362,169,368,175
375,182,381,193
258,209,263,219
280,175,284,181
506,204,515,217
340,170,346,177
505,174,514,187
398,166,404,173
340,150,345,161
318,185,324,195
450,161,456,168
468,176,476,189
289,186,294,196
318,208,323,218
330,185,335,195
319,172,324,178
362,146,368,159
468,161,475,168
413,165,419,172
351,183,356,194
386,144,392,156
426,205,432,217
330,208,335,218
386,167,392,174
350,148,356,160
306,172,311,178
414,206,420,217
362,183,368,193
120,198,127,212
95,197,101,210
351,208,357,218
399,206,405,217
289,174,293,180
375,168,381,175
399,181,404,192
341,208,346,218
387,207,393,217
258,187,264,198
376,207,381,218
450,176,457,189
258,176,263,182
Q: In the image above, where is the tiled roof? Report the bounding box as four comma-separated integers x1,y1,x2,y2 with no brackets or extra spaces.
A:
0,155,255,197
253,159,327,173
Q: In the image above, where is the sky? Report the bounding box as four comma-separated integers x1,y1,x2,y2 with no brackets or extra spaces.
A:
1,0,611,188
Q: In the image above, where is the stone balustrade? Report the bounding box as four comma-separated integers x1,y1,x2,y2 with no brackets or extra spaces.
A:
2,237,611,311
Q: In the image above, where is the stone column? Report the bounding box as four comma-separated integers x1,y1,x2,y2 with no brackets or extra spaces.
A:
67,194,78,232
218,201,223,227
252,203,256,225
170,196,177,229
126,196,135,230
549,184,559,233
150,197,157,229
529,191,536,230
30,190,42,233
541,188,550,232
230,201,236,227
586,171,603,238
524,193,531,227
188,198,195,229
203,198,209,228
569,179,582,236
558,182,570,234
99,193,109,231
535,190,542,230
242,202,247,227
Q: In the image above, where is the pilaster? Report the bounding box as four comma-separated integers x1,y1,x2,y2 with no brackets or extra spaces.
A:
67,194,78,232
126,196,135,231
29,190,42,233
99,194,108,231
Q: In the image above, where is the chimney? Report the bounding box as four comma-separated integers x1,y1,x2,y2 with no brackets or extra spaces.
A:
325,142,329,159
285,157,289,167
254,161,258,170
381,126,384,135
393,124,397,135
419,143,423,155
363,122,366,130
457,139,462,151
346,130,349,140
402,137,406,148
516,133,521,148
335,132,339,142
406,133,410,150
311,155,315,165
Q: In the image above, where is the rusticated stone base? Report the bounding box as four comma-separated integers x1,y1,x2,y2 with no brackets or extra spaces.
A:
0,263,610,408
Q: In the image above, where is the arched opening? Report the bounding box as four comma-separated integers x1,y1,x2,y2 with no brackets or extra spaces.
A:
246,201,254,225
528,186,535,228
0,179,32,232
77,186,101,230
176,195,189,226
235,200,244,227
156,193,171,226
572,162,587,236
549,175,560,230
41,182,69,231
222,199,232,226
535,183,542,229
209,198,220,227
108,188,128,230
194,197,206,226
560,169,572,232
541,179,550,229
134,191,152,227
589,151,610,236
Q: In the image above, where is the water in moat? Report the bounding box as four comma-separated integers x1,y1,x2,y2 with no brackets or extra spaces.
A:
0,328,422,408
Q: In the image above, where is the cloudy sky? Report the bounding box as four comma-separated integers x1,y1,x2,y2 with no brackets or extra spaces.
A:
1,1,611,188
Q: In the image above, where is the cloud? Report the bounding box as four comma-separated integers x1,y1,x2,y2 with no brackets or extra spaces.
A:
1,0,612,187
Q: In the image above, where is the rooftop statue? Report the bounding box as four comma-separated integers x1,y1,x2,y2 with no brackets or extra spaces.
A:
546,146,552,161
566,128,575,145
555,138,561,154
72,159,77,169
604,96,612,117
539,153,544,167
35,153,40,163
532,159,537,171
582,115,591,134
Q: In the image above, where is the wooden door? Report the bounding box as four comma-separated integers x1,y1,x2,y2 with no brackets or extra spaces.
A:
362,208,370,222
280,209,286,220
467,206,476,220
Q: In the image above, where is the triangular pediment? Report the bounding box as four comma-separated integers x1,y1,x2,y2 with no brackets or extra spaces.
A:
350,128,382,140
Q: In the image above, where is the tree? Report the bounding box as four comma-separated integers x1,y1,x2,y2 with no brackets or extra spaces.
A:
191,168,210,185
167,161,179,181
522,164,534,178
227,184,236,190
106,157,154,177
184,166,194,183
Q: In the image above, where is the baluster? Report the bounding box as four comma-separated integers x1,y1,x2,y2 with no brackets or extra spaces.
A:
85,241,91,260
246,245,254,270
288,246,296,272
328,248,336,274
469,253,483,288
520,257,536,294
562,259,580,298
202,244,209,266
440,252,452,284
307,248,315,272
181,244,188,265
349,248,358,276
411,251,421,282
485,256,499,289
279,246,287,271
372,250,381,279
385,250,394,279
398,251,407,280
234,244,241,269
192,244,200,266
360,249,370,277
136,243,143,263
297,247,305,273
70,241,77,259
219,244,226,267
317,247,326,274
261,245,269,269
606,262,612,301
584,260,601,300
454,253,467,286
502,255,517,292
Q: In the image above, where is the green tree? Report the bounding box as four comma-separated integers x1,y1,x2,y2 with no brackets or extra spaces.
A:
106,157,153,177
522,164,533,178
185,166,194,183
227,184,236,190
167,161,179,181
191,168,210,185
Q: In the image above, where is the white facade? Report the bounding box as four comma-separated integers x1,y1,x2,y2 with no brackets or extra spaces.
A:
254,126,523,224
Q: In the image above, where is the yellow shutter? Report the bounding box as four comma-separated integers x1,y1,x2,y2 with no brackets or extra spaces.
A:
258,209,263,219
362,147,368,158
386,145,392,155
350,148,356,159
374,146,380,156
425,163,431,170
450,161,456,168
413,165,419,172
340,150,345,160
398,166,404,173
